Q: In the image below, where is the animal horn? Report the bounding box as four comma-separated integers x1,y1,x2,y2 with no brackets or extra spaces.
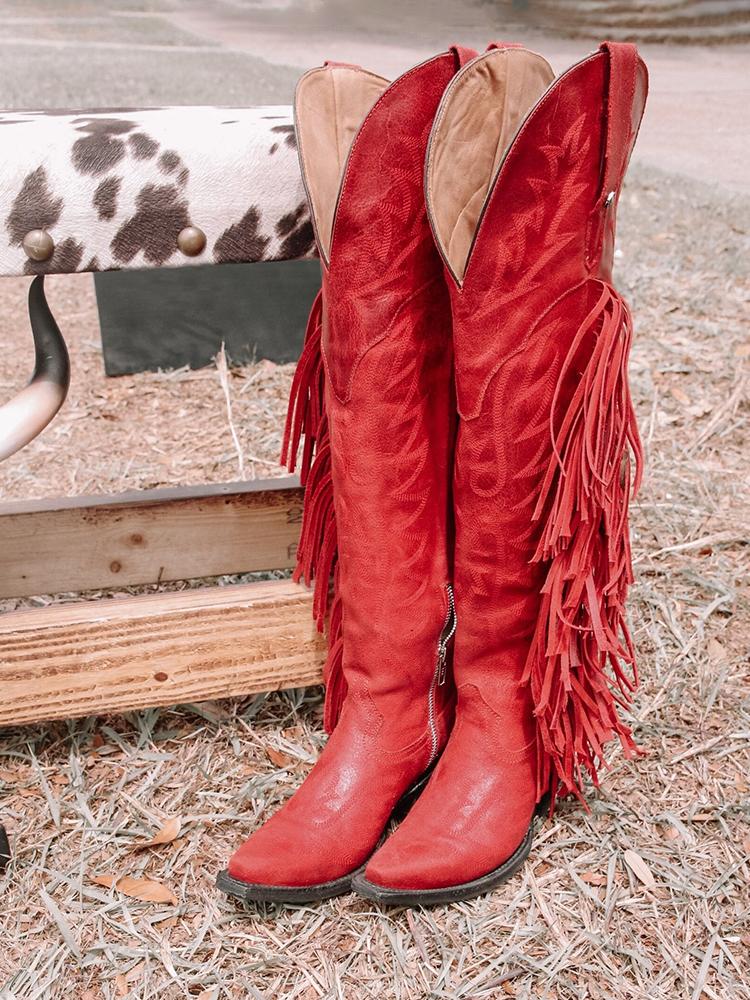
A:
0,275,70,462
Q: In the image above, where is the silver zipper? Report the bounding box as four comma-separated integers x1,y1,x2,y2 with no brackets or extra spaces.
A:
427,584,457,764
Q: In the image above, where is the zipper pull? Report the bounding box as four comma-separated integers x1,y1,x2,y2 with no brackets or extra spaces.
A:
437,643,448,686
436,583,456,686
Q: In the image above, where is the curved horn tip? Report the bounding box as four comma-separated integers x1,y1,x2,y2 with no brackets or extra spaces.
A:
0,276,71,462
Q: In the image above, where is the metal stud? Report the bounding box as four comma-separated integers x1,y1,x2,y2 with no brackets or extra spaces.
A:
177,226,206,256
604,190,616,210
22,229,54,262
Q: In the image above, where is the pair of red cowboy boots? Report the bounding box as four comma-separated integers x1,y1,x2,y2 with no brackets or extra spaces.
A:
218,40,648,907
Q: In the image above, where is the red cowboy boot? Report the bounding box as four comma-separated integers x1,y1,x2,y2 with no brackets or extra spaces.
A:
217,47,476,904
353,41,648,905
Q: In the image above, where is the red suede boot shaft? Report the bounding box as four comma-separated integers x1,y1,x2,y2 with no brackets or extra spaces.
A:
323,274,455,749
364,43,648,892
227,50,469,889
449,46,648,796
320,54,462,748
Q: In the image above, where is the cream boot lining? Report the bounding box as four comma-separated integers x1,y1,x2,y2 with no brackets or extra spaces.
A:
295,66,389,261
427,48,555,283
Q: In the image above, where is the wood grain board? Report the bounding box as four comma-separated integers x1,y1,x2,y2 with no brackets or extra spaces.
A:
0,579,325,726
0,477,303,598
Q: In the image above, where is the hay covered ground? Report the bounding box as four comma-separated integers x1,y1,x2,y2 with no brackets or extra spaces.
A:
0,162,748,999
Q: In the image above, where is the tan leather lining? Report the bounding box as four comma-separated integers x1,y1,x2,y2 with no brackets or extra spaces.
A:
427,48,555,282
295,66,389,261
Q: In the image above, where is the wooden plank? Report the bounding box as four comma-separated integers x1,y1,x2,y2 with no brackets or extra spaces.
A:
0,477,303,599
0,579,325,726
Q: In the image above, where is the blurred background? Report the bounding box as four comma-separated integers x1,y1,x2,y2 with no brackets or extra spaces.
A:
0,0,747,189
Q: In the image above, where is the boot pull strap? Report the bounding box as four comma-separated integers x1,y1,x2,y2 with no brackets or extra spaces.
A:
597,41,640,204
450,44,478,68
485,41,524,50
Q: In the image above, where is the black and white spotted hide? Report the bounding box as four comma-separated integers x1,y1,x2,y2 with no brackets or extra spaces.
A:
0,106,316,277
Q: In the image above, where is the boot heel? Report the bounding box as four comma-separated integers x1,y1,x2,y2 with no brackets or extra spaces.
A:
391,760,438,820
534,791,552,819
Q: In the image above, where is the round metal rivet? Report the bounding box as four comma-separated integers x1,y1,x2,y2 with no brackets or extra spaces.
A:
177,226,206,256
22,229,55,262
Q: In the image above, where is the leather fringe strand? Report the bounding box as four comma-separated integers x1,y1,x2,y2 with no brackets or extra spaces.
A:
523,280,644,809
281,290,346,733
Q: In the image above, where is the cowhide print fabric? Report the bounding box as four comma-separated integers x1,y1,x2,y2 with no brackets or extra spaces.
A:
0,106,316,277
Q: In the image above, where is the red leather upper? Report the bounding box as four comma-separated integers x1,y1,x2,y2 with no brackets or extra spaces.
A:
365,43,648,890
451,46,647,698
321,53,463,751
228,50,471,887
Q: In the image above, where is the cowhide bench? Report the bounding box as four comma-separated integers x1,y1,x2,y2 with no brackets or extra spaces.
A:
0,107,325,737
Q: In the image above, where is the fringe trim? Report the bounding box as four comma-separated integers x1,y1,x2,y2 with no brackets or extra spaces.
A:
281,290,324,485
523,281,644,808
281,289,346,733
322,566,346,733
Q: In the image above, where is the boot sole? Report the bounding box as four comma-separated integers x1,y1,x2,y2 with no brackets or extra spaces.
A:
350,796,549,907
216,866,358,905
215,763,436,905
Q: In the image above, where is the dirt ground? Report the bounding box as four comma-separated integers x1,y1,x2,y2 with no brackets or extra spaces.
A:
0,274,291,507
1,156,748,999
